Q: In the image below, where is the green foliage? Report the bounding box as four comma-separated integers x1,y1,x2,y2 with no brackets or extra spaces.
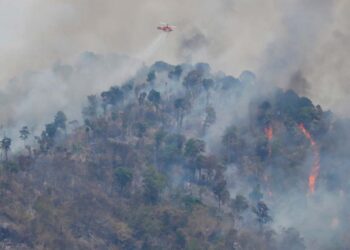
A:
252,201,272,227
184,139,205,158
212,174,230,208
0,62,337,249
101,86,124,109
231,195,249,214
115,167,133,192
148,89,161,107
168,65,183,80
202,78,214,91
1,137,11,161
222,125,245,163
133,122,147,138
147,70,156,83
154,130,167,149
203,106,216,133
19,126,30,141
3,161,21,173
182,195,202,211
142,166,166,204
159,134,185,164
82,95,98,118
54,111,67,130
45,123,57,138
183,70,202,92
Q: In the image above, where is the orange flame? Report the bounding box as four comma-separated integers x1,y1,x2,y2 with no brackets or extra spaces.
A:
264,126,273,156
264,126,273,141
298,124,320,194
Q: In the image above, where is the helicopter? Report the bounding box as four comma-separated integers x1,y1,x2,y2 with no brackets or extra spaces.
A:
157,22,176,33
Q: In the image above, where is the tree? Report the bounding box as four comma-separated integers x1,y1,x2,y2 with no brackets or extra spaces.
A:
202,78,214,105
115,167,133,193
278,228,306,250
183,70,202,98
148,89,161,110
159,134,186,165
82,95,99,119
184,138,205,158
147,70,156,84
184,139,205,180
1,137,11,162
174,98,189,129
138,92,147,106
19,126,31,156
256,139,269,161
19,126,30,141
142,166,166,204
231,195,249,215
202,106,216,135
222,126,244,163
168,65,183,80
154,130,167,165
54,111,67,131
133,122,147,139
101,86,124,112
252,201,272,229
212,174,230,209
45,123,57,139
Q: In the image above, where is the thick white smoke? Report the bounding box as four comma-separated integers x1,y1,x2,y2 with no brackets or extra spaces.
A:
0,0,349,117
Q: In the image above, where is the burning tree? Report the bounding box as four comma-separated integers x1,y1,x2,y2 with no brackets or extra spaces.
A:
298,123,320,194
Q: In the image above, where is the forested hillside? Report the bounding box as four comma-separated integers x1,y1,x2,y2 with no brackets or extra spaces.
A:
0,60,348,249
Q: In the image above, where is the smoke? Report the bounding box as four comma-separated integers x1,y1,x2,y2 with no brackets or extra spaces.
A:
137,33,167,61
0,1,350,248
1,0,349,116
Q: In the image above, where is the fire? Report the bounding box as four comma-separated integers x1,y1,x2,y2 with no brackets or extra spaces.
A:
308,175,316,193
264,126,273,156
298,124,320,194
264,126,273,141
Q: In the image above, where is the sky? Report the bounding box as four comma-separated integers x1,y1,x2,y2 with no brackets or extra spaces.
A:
0,0,349,117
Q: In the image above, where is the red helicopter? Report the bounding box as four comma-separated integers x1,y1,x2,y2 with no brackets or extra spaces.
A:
157,22,176,33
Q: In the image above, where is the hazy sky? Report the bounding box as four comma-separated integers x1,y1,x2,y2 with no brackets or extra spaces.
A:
0,0,349,115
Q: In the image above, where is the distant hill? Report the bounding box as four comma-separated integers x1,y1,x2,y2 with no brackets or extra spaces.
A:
0,61,348,249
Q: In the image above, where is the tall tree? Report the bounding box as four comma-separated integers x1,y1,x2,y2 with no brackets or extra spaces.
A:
212,174,230,209
184,138,205,158
101,86,124,112
82,95,99,119
252,201,272,230
115,167,133,193
183,70,202,98
147,70,156,84
142,166,166,204
19,126,31,156
54,111,67,131
168,65,183,80
148,89,161,111
231,195,249,215
174,98,189,129
202,106,216,135
202,78,214,105
1,137,11,162
19,126,30,141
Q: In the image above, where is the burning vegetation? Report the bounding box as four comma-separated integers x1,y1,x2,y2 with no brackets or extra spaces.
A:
0,59,346,249
298,123,321,194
